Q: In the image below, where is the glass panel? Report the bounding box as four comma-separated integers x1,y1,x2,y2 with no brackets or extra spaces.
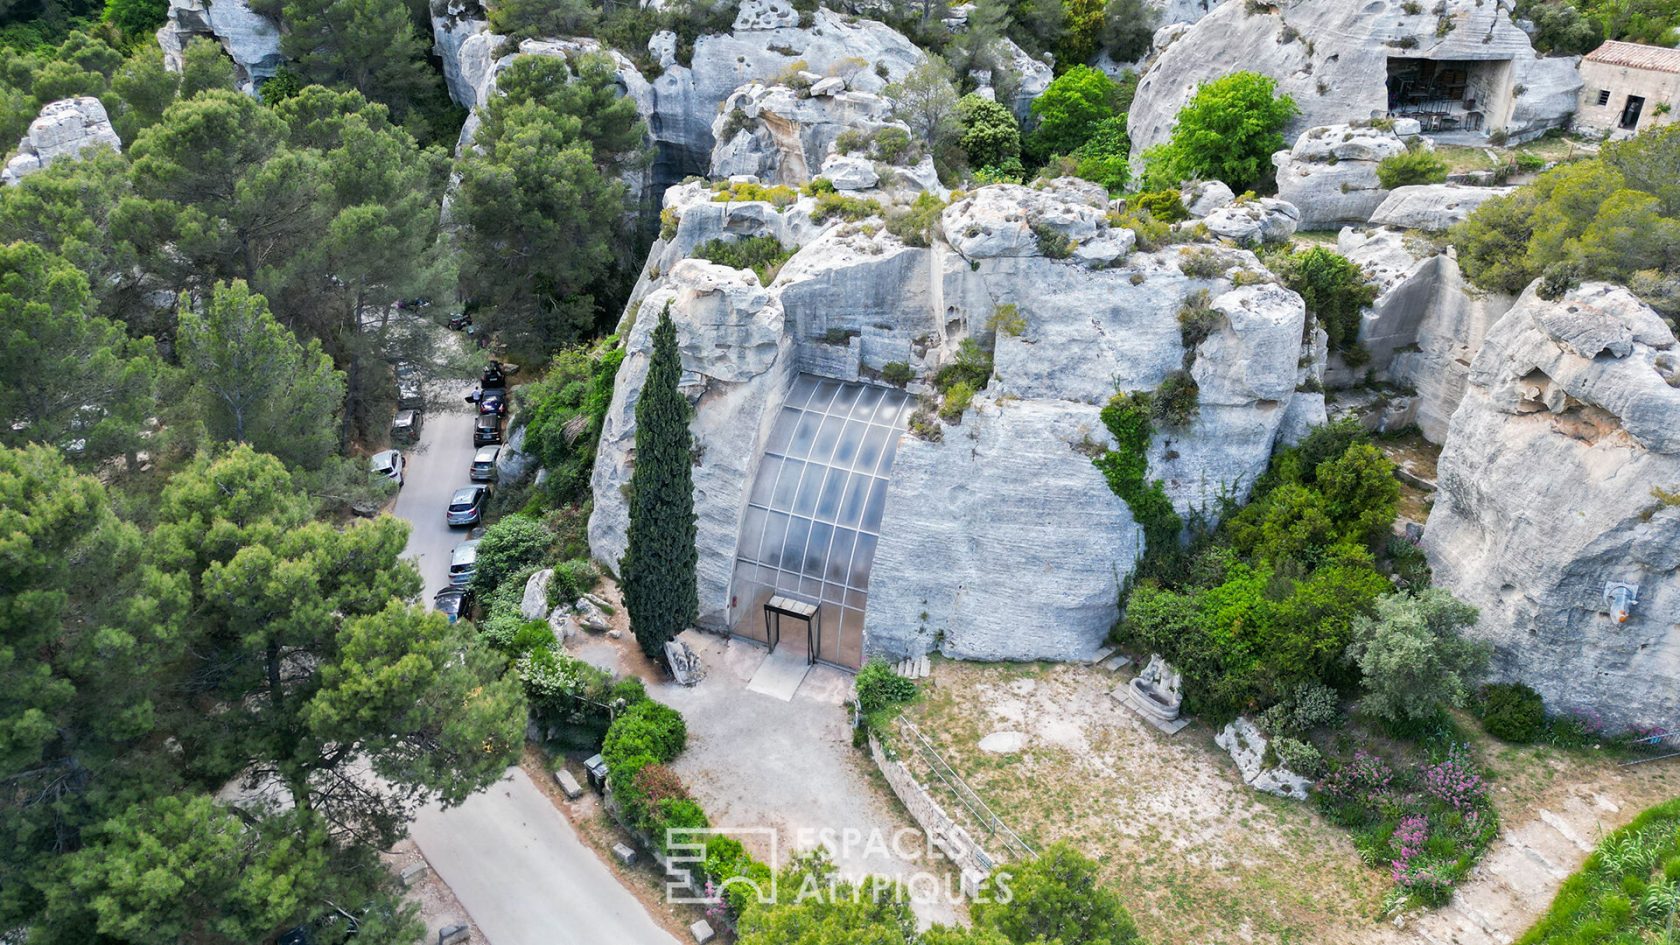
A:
798,574,823,599
805,521,833,574
837,607,865,668
770,458,805,507
851,532,878,586
759,511,790,567
806,378,840,412
784,376,818,408
740,506,767,557
825,529,856,584
749,457,782,506
809,413,845,464
782,517,810,571
849,385,883,420
816,467,848,522
828,383,860,417
840,472,872,523
786,411,823,458
872,434,901,476
830,420,862,467
861,477,891,532
845,587,868,610
792,463,823,517
765,407,799,452
854,429,884,472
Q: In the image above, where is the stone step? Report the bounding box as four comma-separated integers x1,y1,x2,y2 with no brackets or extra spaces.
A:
1103,653,1133,672
914,654,929,678
1092,645,1116,664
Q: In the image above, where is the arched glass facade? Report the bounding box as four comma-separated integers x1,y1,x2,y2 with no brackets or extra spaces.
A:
729,375,913,668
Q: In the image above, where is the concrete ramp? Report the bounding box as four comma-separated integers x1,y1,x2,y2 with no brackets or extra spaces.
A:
745,646,812,702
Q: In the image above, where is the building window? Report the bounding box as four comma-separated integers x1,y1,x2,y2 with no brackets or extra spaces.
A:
1598,89,1612,106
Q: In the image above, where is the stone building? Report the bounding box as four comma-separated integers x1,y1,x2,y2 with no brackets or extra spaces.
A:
1575,40,1680,138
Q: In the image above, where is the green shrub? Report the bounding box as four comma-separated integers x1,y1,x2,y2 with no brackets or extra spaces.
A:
472,514,554,594
1092,391,1182,561
1269,246,1378,353
1178,247,1231,280
1026,65,1127,164
520,339,624,505
1176,289,1222,360
1142,71,1299,192
956,93,1021,171
871,125,912,164
1131,189,1189,223
933,337,993,393
602,698,688,774
987,302,1026,336
711,180,799,207
1376,146,1450,189
1272,736,1324,777
880,361,914,386
1475,681,1547,743
940,380,975,421
548,557,597,607
1032,222,1073,259
885,191,946,248
811,191,883,223
856,658,918,714
1151,369,1200,427
692,235,796,284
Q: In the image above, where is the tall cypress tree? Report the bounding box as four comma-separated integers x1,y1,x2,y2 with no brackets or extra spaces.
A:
622,305,698,659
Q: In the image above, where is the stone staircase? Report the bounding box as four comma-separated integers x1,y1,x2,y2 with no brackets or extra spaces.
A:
1407,790,1623,945
895,655,930,679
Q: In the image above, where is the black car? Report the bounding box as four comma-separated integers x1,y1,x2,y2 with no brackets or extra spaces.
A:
446,311,473,330
432,587,474,623
481,361,507,390
464,388,507,416
473,413,503,447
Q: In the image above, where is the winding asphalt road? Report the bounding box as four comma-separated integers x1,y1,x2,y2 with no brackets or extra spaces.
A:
393,389,679,945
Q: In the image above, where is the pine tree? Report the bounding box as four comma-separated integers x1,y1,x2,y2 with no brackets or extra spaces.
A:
622,305,698,660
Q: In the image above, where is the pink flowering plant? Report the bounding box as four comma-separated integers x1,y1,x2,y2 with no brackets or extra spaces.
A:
1315,740,1498,910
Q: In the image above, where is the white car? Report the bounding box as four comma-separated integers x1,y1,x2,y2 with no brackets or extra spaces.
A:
369,449,404,486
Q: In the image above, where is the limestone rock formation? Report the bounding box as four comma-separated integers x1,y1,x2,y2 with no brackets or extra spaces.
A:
1424,283,1680,730
1272,123,1416,230
710,81,900,185
1338,227,1516,442
2,97,122,186
1216,717,1312,799
592,178,1316,662
431,0,491,106
157,0,283,94
1200,197,1300,246
1180,179,1235,218
1370,183,1515,231
1128,0,1580,159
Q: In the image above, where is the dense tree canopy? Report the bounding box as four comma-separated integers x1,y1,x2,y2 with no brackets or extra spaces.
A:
1143,71,1299,193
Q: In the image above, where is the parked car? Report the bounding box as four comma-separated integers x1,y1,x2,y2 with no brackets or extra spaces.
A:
369,449,404,487
470,445,500,482
445,484,490,527
481,359,516,390
390,408,423,444
448,539,481,588
432,586,474,623
464,388,507,416
473,413,503,447
446,311,472,330
394,362,424,409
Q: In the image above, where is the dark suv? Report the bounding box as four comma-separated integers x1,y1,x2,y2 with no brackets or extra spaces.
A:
473,413,503,447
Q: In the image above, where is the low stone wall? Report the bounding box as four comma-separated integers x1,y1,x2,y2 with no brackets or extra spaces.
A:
867,731,998,890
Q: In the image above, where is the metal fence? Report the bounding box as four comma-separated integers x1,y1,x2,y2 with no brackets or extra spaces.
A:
1621,729,1680,767
894,716,1036,861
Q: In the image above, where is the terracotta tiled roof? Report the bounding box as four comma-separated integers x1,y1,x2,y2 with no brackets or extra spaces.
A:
1584,40,1680,75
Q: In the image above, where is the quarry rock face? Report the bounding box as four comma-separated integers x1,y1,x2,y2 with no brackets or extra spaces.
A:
157,0,283,94
591,179,1315,661
1338,227,1516,443
1272,123,1414,230
2,97,122,186
431,0,492,106
1424,283,1680,731
1128,0,1580,160
1200,197,1300,246
710,81,900,185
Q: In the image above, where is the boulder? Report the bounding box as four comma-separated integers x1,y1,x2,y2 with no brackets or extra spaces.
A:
940,182,1107,260
1180,179,1234,218
1128,0,1578,159
1271,124,1411,230
733,0,801,31
1370,184,1516,231
1215,717,1311,800
1200,198,1299,246
2,97,122,186
819,154,879,190
1277,391,1328,446
496,426,538,483
521,569,554,621
1424,282,1680,731
157,0,283,94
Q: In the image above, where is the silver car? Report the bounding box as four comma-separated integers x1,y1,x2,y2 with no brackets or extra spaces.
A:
470,445,500,483
445,485,489,527
369,449,404,487
448,539,481,588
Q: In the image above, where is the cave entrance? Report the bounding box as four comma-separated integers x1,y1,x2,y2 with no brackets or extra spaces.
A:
1386,57,1510,133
